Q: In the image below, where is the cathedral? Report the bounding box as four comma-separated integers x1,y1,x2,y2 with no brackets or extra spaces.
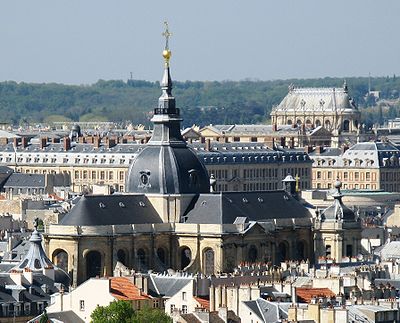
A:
44,29,362,287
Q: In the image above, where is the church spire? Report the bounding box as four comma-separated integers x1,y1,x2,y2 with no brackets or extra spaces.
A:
155,21,177,116
149,22,184,144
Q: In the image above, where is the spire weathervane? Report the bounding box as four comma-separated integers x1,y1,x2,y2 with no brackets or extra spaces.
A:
162,21,172,65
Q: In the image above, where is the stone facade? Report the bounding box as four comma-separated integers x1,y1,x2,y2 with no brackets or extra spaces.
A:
271,83,361,134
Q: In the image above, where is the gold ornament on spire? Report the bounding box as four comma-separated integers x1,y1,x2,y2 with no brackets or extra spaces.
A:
162,21,172,65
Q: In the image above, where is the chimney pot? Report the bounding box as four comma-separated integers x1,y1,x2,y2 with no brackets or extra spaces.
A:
63,137,71,151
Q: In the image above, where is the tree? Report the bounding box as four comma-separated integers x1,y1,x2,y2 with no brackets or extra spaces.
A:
132,306,172,323
91,301,135,323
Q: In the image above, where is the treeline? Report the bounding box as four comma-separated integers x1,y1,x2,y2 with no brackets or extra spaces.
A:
0,76,399,127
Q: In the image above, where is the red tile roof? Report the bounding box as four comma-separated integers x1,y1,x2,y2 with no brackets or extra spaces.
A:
296,287,335,303
110,277,151,301
194,296,210,310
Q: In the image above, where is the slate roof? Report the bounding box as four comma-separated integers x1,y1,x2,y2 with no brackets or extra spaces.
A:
148,274,193,298
29,310,85,323
180,313,202,323
374,241,400,260
184,191,312,224
4,173,45,188
311,141,400,169
242,298,291,323
272,86,358,113
59,194,163,226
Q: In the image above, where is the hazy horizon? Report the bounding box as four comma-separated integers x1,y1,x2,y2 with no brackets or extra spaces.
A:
1,0,399,85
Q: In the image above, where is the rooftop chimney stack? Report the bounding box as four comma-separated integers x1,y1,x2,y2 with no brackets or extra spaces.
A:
21,137,28,148
205,139,211,151
40,137,47,149
63,137,71,151
94,137,101,148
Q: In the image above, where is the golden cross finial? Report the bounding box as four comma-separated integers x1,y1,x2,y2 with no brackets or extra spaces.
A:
162,21,172,50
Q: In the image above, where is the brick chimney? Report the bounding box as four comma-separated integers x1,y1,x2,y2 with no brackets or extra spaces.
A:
315,145,324,154
21,137,29,148
205,139,211,151
13,138,20,147
304,145,313,154
94,136,101,148
40,137,47,149
63,137,71,151
0,138,8,145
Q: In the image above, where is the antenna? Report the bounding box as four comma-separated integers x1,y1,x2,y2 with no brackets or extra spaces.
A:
368,72,371,94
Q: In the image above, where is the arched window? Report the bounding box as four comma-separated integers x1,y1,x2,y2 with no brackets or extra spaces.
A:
180,247,191,270
325,120,331,130
248,245,258,263
305,119,312,126
157,248,166,265
117,249,126,265
53,249,68,272
297,241,306,260
315,119,321,127
86,250,102,279
137,248,147,270
203,249,215,275
296,119,302,125
343,120,350,132
277,242,289,263
287,119,292,125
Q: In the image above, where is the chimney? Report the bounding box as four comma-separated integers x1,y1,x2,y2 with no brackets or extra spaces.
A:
304,145,313,154
13,138,20,147
315,145,324,155
21,137,28,148
108,138,116,148
0,138,8,145
94,137,101,148
265,137,275,149
341,145,349,155
272,123,278,132
40,137,47,149
290,137,295,149
63,137,71,151
205,139,211,151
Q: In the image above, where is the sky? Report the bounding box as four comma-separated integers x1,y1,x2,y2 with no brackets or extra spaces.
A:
0,0,399,84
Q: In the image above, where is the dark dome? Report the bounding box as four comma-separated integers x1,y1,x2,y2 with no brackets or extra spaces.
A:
126,48,210,195
126,145,210,194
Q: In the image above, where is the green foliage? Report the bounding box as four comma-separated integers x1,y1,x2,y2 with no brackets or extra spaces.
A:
132,306,172,323
90,301,172,323
0,76,399,127
91,300,135,323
